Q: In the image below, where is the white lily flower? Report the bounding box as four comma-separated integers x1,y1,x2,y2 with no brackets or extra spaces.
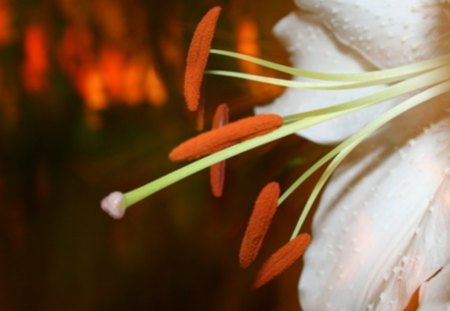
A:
101,3,450,307
256,0,450,310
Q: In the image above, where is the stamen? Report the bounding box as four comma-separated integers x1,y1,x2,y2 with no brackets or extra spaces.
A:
253,233,311,288
239,182,280,268
103,15,450,226
105,79,449,212
207,66,450,90
169,114,284,162
210,103,229,197
184,6,221,112
210,49,450,83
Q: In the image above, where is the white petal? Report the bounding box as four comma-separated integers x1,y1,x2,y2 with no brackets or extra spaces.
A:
299,103,450,311
417,262,450,310
295,0,450,68
255,12,397,144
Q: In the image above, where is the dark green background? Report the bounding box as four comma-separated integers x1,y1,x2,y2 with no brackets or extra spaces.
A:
0,0,326,310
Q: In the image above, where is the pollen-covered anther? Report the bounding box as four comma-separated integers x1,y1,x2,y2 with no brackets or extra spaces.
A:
101,191,126,219
254,233,311,288
169,114,284,162
239,182,280,268
184,6,221,112
210,103,230,197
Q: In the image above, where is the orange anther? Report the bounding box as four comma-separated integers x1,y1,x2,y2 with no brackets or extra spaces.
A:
254,233,311,288
169,114,283,162
184,6,221,112
239,182,280,268
210,104,230,197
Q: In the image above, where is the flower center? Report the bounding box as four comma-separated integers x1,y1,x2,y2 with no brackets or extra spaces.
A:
102,9,450,238
100,5,450,287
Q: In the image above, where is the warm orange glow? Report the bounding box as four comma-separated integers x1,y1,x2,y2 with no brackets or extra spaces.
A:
22,24,48,93
59,27,170,110
123,56,147,106
235,17,284,100
0,2,13,45
146,64,167,106
58,26,110,109
236,18,261,74
99,47,126,101
79,67,107,111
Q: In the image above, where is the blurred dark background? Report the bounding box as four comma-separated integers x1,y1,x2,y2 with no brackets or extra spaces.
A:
0,0,326,310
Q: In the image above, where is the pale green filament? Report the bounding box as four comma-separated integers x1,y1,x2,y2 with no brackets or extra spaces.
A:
116,50,450,242
288,81,450,240
283,65,450,123
123,65,448,208
210,49,450,82
206,69,447,90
